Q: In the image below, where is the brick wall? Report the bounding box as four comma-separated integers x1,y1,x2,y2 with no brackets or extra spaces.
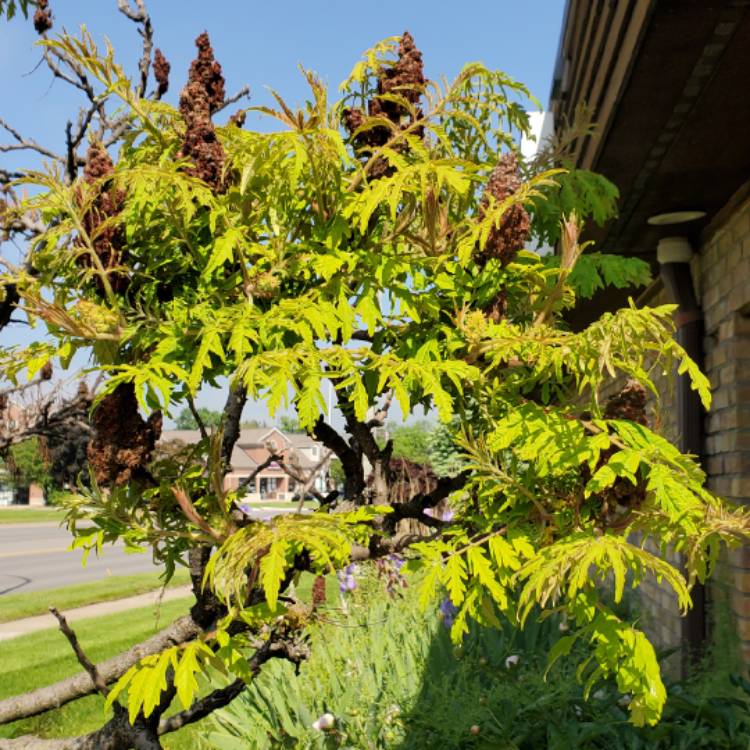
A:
698,189,750,664
607,189,750,669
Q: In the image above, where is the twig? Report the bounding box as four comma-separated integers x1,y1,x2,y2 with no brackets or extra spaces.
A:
0,117,65,163
172,487,223,542
236,452,283,492
49,608,111,699
294,449,332,512
117,0,153,99
186,394,208,442
158,633,308,735
216,85,251,115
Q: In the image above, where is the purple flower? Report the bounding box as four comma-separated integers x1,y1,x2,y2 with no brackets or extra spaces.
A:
388,554,405,571
337,564,358,593
423,507,455,522
439,598,458,628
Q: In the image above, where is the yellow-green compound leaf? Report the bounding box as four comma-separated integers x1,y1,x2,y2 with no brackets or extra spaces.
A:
174,641,212,710
442,554,468,606
259,539,290,610
106,647,179,723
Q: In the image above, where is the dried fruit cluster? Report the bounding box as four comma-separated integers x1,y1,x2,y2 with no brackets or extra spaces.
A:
153,48,171,99
87,383,162,486
478,153,531,268
177,32,226,191
476,153,531,322
343,31,425,178
33,0,52,35
583,380,649,526
77,144,129,294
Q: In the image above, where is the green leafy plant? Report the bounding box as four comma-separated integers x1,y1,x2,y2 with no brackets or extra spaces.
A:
209,580,750,749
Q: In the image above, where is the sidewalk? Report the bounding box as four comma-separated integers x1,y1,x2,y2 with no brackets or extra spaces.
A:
0,585,192,642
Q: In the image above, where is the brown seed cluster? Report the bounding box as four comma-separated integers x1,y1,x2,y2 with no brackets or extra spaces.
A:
177,33,226,191
153,48,171,99
476,153,531,322
478,153,531,267
33,0,52,35
343,31,426,179
603,379,649,426
87,383,162,486
228,109,246,128
311,575,327,608
582,380,650,524
77,144,128,294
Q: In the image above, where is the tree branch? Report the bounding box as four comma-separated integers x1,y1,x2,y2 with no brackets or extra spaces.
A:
0,615,201,725
311,415,364,499
220,383,247,467
215,86,251,115
0,117,65,163
185,394,208,442
236,452,282,492
116,0,153,99
49,608,113,700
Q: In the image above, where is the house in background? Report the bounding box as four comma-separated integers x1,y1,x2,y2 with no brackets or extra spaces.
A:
0,402,47,506
550,0,750,667
160,427,330,502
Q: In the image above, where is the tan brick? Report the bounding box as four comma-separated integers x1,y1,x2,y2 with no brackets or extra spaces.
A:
732,568,750,594
731,478,750,500
713,388,730,410
719,273,734,297
737,616,750,642
704,285,721,311
732,594,750,619
724,452,750,473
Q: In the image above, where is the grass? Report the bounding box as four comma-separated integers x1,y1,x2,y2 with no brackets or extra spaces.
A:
0,572,337,749
0,506,65,524
0,570,191,623
0,597,201,749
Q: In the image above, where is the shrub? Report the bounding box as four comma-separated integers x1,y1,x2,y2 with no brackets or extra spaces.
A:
208,575,750,750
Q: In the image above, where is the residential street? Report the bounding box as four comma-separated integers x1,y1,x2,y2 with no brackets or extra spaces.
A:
0,523,161,595
0,507,300,595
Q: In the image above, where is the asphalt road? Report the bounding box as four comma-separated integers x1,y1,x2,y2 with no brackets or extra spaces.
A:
0,507,300,596
0,523,162,595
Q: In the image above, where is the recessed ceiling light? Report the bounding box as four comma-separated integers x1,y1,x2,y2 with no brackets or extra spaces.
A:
647,210,706,226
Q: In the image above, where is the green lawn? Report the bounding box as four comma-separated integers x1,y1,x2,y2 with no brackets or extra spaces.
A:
0,597,202,749
0,574,335,748
0,570,191,623
0,506,65,524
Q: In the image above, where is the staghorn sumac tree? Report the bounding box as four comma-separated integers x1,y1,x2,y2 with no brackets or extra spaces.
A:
1,5,750,749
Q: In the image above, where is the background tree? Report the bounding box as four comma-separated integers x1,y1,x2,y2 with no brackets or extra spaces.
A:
328,457,345,489
0,6,748,749
278,415,301,433
3,437,50,490
383,420,434,465
175,406,223,431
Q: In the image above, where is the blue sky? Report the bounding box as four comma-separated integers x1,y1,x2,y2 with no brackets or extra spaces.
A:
0,0,566,426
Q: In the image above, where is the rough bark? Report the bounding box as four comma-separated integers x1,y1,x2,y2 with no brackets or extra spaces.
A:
312,416,364,500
